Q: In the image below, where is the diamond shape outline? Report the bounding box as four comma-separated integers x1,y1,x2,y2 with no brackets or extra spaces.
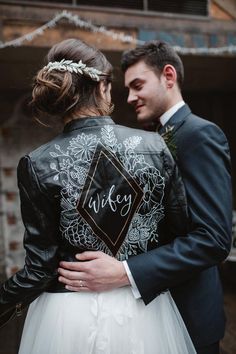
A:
77,143,144,256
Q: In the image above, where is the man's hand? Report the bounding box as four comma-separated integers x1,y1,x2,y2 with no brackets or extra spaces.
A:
58,251,130,292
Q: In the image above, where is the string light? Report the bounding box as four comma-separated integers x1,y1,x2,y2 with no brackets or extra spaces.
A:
0,10,236,55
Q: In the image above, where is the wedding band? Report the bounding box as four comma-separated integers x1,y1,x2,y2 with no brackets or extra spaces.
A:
79,280,83,288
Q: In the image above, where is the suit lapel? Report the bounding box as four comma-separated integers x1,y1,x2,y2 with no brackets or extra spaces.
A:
159,104,191,135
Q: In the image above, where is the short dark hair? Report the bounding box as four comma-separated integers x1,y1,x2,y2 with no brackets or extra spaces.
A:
121,40,184,89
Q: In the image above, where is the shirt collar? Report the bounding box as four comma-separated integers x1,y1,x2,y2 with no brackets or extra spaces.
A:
63,116,114,133
160,101,185,126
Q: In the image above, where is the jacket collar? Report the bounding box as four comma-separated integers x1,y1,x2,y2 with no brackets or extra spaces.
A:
159,104,191,135
63,116,115,133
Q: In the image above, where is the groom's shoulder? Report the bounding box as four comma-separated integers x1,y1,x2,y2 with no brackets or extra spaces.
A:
187,112,215,129
185,111,223,134
182,112,227,145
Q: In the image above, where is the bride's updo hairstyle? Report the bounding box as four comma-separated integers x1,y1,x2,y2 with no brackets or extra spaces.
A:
31,38,113,121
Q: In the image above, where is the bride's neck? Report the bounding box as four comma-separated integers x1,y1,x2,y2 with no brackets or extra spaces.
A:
63,109,101,125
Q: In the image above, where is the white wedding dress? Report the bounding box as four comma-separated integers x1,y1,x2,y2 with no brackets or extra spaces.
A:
19,287,196,354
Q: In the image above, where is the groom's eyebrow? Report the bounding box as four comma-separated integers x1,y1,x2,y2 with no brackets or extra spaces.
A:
126,69,153,87
126,78,143,88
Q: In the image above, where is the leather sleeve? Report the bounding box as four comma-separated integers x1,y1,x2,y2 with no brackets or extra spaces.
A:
0,156,60,326
127,124,232,304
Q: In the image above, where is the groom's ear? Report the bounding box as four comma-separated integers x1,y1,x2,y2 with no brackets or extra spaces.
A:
163,64,177,89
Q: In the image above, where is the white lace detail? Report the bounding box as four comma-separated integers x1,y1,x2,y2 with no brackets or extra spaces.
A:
43,59,104,81
49,125,165,260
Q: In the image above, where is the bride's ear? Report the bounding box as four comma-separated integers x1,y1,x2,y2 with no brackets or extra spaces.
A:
99,81,107,99
99,81,111,101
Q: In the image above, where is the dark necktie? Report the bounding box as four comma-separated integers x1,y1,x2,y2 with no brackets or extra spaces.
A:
155,122,162,133
143,121,162,133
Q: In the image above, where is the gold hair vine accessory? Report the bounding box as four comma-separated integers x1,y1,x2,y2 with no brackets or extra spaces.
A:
43,59,104,82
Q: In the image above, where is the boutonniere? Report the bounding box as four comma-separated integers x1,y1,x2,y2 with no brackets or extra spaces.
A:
161,125,177,159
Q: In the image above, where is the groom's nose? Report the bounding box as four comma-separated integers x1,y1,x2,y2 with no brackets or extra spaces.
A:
127,90,137,105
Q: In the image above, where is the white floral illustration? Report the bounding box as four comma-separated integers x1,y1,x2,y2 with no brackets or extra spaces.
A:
49,125,165,260
68,133,97,161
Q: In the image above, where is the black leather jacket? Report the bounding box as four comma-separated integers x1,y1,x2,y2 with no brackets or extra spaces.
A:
0,116,188,327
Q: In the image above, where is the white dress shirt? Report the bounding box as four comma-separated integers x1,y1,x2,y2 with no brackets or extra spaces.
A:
160,100,185,126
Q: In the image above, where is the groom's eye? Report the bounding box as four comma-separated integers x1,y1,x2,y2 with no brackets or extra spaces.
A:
134,84,142,90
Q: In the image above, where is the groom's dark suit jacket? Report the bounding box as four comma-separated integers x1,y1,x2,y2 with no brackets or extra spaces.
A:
127,104,232,348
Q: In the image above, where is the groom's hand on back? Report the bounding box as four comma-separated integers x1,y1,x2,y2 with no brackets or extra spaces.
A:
58,251,130,292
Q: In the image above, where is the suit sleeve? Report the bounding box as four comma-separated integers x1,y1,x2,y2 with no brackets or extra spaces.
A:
0,155,60,324
160,145,189,239
127,123,232,304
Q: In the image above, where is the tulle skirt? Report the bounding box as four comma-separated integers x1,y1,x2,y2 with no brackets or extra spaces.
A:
19,288,196,354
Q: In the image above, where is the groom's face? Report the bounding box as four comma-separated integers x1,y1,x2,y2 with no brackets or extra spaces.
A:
124,60,169,124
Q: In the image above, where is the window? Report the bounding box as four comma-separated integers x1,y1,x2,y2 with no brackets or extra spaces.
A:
148,0,208,16
10,0,209,16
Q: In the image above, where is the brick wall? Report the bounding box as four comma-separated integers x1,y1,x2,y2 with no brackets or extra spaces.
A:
0,92,62,278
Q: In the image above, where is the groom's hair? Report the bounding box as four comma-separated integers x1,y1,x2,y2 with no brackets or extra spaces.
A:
121,40,184,89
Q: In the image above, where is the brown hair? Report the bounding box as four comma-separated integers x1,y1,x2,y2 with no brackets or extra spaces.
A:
31,38,113,122
121,40,184,89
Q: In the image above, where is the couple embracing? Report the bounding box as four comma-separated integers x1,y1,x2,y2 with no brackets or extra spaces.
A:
0,38,232,354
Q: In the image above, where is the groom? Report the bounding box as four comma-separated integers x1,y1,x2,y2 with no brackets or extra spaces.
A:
58,41,232,353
